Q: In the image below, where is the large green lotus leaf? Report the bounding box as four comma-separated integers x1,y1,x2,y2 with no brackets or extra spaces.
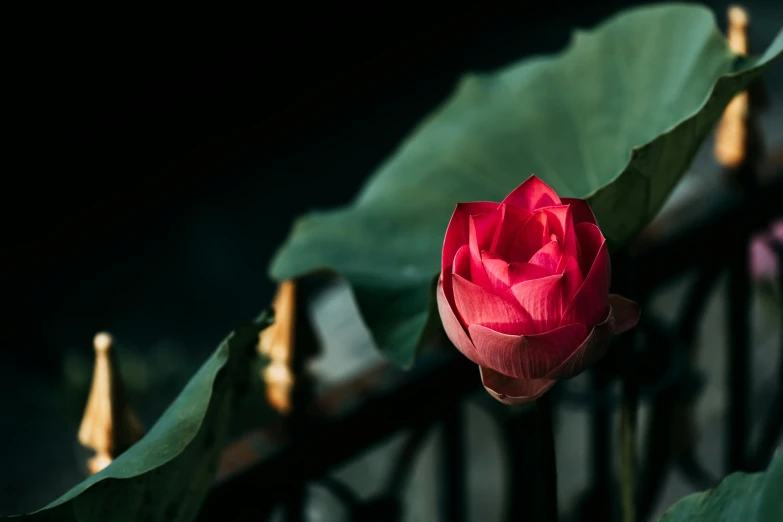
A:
658,451,783,521
2,312,272,522
270,4,783,367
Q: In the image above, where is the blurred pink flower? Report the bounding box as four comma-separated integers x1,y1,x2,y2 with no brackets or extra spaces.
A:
750,218,783,281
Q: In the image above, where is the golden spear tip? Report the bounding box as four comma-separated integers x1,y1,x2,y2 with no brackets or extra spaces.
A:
728,5,749,29
78,331,143,474
714,5,750,168
727,5,749,55
259,280,296,415
93,332,113,352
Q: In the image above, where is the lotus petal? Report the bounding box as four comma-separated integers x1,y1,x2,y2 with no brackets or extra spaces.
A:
502,175,561,210
560,226,610,328
437,279,481,364
453,274,531,335
468,322,587,379
490,205,532,258
510,274,567,332
529,239,563,274
469,213,501,289
544,307,614,380
562,197,598,226
607,294,641,334
482,251,551,294
441,202,498,302
480,366,555,405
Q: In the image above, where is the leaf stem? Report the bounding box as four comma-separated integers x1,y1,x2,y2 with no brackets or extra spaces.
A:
537,393,558,522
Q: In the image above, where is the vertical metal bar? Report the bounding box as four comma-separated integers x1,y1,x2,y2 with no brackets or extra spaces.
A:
619,338,638,522
717,0,760,475
283,281,320,522
749,243,783,471
614,248,639,522
590,363,614,522
637,262,718,520
576,360,616,522
636,323,676,521
439,404,466,522
727,239,750,472
537,393,558,522
503,407,541,522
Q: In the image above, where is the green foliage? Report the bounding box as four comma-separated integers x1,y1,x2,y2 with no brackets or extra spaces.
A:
270,4,783,367
2,312,272,522
659,451,783,522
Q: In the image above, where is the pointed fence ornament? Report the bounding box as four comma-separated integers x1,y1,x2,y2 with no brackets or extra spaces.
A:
78,332,143,474
714,5,750,168
258,281,296,415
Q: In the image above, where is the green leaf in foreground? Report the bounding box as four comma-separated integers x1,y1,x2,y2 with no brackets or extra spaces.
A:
270,4,783,367
659,451,782,522
2,312,273,522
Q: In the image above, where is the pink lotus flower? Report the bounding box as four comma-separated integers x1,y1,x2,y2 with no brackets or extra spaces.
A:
437,175,640,404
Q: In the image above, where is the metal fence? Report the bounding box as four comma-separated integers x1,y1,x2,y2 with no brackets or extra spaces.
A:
196,159,783,521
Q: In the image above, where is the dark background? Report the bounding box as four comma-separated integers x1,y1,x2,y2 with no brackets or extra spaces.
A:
4,1,645,376
1,0,774,515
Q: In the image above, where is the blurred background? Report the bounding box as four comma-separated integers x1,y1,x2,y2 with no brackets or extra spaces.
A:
2,1,781,520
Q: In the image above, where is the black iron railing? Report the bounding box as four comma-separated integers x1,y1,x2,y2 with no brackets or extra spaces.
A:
197,172,783,521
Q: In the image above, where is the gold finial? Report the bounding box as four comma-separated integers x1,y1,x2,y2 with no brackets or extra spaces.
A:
727,6,749,54
78,332,143,474
258,281,296,414
714,5,750,168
